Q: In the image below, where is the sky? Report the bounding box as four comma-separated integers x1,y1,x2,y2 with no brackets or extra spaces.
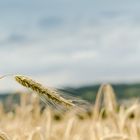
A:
1,0,140,91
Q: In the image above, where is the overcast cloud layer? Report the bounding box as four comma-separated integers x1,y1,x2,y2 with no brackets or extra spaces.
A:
1,0,140,91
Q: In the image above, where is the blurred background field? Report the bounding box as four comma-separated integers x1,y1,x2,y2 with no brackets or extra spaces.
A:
0,84,140,140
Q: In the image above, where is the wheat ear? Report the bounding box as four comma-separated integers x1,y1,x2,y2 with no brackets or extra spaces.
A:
0,131,10,140
14,75,75,109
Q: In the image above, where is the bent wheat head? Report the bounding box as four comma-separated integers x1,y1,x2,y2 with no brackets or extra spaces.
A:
15,75,75,109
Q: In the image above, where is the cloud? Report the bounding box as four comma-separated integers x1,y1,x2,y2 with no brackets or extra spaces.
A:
1,0,140,91
0,33,30,46
38,17,64,30
1,21,140,84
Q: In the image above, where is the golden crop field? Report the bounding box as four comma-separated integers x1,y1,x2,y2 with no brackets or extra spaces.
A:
0,76,139,140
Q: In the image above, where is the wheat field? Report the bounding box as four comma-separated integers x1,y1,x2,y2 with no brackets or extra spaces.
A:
0,78,139,140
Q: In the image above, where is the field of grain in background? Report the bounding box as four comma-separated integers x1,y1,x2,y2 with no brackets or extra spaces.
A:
0,84,139,140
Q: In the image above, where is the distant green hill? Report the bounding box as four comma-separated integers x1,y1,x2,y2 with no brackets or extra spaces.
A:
65,83,140,102
0,83,140,106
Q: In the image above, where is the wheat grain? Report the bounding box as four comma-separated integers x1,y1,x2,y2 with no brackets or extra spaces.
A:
14,75,75,109
0,131,10,140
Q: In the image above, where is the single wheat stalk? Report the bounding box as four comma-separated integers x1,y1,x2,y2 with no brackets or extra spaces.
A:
101,134,130,140
14,75,76,109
